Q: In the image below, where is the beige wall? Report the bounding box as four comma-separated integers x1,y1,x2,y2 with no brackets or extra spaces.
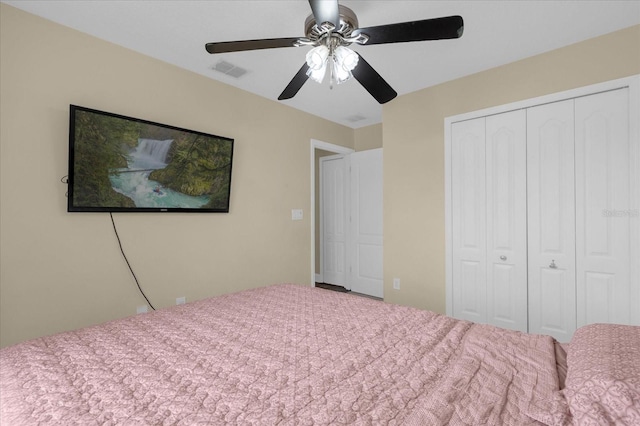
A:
354,123,383,151
0,4,354,347
382,25,640,313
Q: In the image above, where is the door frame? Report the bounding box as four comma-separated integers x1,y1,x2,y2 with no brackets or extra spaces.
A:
310,139,354,286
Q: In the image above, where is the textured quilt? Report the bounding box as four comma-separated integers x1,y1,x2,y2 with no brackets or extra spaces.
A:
0,284,561,425
562,323,640,425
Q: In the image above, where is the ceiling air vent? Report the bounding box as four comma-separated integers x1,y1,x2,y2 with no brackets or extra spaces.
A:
212,61,248,78
346,114,366,123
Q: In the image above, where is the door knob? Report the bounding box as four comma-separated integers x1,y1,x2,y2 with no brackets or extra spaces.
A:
549,260,557,269
500,255,507,261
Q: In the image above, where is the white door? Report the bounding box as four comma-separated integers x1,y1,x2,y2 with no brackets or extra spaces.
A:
320,155,348,287
485,110,528,332
349,149,383,298
575,88,633,326
527,99,577,342
451,117,487,323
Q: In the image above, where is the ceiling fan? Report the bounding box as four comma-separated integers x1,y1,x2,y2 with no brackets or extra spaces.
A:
205,0,464,104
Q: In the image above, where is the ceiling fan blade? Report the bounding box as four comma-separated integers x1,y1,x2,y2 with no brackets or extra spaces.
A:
351,54,397,104
278,63,311,100
354,15,464,45
308,0,340,27
205,38,300,54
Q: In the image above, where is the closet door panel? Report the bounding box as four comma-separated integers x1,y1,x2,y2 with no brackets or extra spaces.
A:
485,110,528,332
451,118,487,323
527,100,576,341
575,88,632,326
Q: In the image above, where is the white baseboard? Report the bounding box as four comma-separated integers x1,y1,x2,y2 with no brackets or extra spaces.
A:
315,273,322,284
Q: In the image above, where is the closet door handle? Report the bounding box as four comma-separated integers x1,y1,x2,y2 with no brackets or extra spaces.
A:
500,255,507,261
549,260,557,269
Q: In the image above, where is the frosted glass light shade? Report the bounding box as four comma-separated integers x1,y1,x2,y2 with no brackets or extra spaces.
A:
332,60,351,84
306,45,329,70
334,46,358,72
307,64,327,83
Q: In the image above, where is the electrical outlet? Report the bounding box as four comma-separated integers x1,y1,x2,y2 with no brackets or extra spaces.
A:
136,305,148,314
393,278,400,290
291,209,303,220
176,297,186,305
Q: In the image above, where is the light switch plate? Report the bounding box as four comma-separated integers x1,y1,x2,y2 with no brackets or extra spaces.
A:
291,209,303,220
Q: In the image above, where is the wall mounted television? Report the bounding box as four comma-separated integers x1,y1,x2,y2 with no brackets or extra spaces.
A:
68,105,233,213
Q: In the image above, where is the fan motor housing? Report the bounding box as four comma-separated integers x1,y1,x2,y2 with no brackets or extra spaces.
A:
304,5,359,39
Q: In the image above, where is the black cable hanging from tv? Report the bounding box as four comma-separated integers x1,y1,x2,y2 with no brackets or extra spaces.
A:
109,213,156,311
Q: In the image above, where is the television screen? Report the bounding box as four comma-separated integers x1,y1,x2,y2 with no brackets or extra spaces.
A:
68,105,233,212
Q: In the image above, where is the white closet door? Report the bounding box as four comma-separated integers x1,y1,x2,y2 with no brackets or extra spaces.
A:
451,118,487,323
527,99,577,342
485,110,528,332
575,88,633,326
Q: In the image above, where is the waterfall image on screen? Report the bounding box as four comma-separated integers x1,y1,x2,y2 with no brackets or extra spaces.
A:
68,106,233,212
109,139,210,209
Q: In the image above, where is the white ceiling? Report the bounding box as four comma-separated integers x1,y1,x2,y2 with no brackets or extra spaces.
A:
4,0,640,128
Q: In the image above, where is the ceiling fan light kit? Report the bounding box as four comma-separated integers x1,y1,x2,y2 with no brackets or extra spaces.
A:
205,1,464,104
305,43,359,85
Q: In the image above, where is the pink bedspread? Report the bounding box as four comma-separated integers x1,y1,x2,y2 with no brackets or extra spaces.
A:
563,323,640,425
0,284,560,425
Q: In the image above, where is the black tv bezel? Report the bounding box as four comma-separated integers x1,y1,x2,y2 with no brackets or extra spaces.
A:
67,105,234,213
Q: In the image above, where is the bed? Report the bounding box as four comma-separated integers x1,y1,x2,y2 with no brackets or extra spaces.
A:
1,284,638,425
